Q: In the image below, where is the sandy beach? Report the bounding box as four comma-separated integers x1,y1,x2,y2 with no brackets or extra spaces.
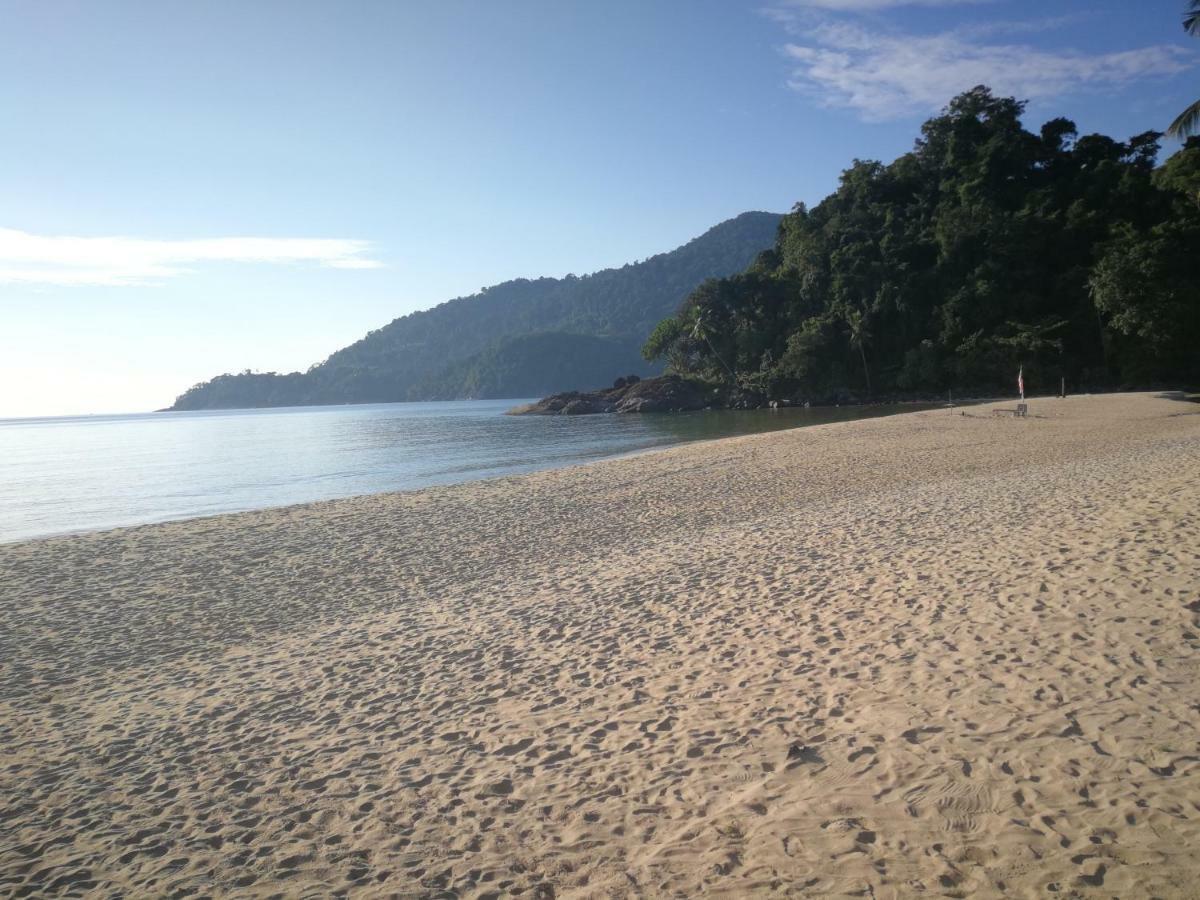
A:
2,392,1199,898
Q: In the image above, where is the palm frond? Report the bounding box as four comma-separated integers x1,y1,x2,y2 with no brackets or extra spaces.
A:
1186,0,1200,35
1168,98,1200,139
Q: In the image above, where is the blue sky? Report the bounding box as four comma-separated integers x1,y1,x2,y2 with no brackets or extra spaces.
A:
1,0,1196,416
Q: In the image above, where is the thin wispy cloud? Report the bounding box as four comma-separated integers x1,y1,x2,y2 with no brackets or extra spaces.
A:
952,16,1084,40
776,0,986,10
0,230,384,287
769,4,1195,121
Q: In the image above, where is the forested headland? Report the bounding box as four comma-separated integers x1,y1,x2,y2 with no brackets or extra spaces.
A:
168,212,781,410
643,88,1200,403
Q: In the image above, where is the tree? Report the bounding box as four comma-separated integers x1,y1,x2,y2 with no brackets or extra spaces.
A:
1090,219,1200,382
1154,135,1200,208
690,306,737,380
642,318,685,368
845,308,873,397
1167,0,1200,139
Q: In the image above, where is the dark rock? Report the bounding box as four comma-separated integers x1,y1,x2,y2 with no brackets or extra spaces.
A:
509,374,749,416
562,397,604,415
614,376,711,413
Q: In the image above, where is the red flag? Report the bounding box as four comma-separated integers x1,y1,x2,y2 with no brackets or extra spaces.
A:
1018,366,1024,399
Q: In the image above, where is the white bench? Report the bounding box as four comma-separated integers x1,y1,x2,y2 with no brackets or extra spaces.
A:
993,403,1028,418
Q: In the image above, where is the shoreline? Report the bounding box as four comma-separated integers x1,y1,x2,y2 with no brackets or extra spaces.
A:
3,392,1199,896
2,398,952,548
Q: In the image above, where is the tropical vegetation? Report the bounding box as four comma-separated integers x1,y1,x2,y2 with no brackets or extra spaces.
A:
643,87,1200,401
1167,0,1200,139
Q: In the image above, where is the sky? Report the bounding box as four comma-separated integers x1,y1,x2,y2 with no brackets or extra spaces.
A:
1,0,1196,417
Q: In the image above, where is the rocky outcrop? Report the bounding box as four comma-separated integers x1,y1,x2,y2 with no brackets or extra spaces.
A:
508,375,766,415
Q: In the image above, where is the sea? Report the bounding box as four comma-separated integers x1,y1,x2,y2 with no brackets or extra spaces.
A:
0,399,928,543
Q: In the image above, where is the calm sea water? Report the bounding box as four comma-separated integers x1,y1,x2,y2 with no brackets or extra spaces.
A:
0,400,928,543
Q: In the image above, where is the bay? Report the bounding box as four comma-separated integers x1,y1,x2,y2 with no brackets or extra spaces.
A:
0,399,930,543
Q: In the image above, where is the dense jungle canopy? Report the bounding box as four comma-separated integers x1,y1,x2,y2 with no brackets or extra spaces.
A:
643,88,1200,402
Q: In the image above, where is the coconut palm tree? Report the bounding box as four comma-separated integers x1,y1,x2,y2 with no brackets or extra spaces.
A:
690,307,736,380
845,308,873,398
1167,0,1200,138
1186,0,1200,34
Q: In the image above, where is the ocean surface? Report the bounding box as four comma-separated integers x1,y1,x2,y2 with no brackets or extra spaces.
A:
0,399,930,543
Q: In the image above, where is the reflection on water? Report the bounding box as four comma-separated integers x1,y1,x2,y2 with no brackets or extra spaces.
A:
0,400,933,543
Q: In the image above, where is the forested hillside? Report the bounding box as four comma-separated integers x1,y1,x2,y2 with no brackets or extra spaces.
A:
644,88,1200,402
411,333,652,401
169,211,781,409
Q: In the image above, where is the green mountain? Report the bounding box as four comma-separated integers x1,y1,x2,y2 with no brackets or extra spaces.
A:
644,89,1200,401
411,332,654,400
169,211,781,409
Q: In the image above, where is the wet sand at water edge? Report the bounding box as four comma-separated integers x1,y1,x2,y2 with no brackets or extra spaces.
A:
2,392,1199,898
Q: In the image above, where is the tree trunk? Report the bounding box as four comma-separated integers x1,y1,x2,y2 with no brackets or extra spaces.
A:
1093,303,1111,385
705,337,737,381
858,341,873,398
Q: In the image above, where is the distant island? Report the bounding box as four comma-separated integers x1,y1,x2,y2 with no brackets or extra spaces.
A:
167,212,782,410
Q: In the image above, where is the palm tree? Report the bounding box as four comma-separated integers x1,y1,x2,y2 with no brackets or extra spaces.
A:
1186,1,1200,35
1167,0,1200,138
846,308,873,398
690,307,736,380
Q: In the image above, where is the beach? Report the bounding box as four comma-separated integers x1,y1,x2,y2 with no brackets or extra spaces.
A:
2,391,1198,897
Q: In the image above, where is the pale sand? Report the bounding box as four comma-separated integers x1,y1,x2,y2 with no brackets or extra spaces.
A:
2,393,1199,899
